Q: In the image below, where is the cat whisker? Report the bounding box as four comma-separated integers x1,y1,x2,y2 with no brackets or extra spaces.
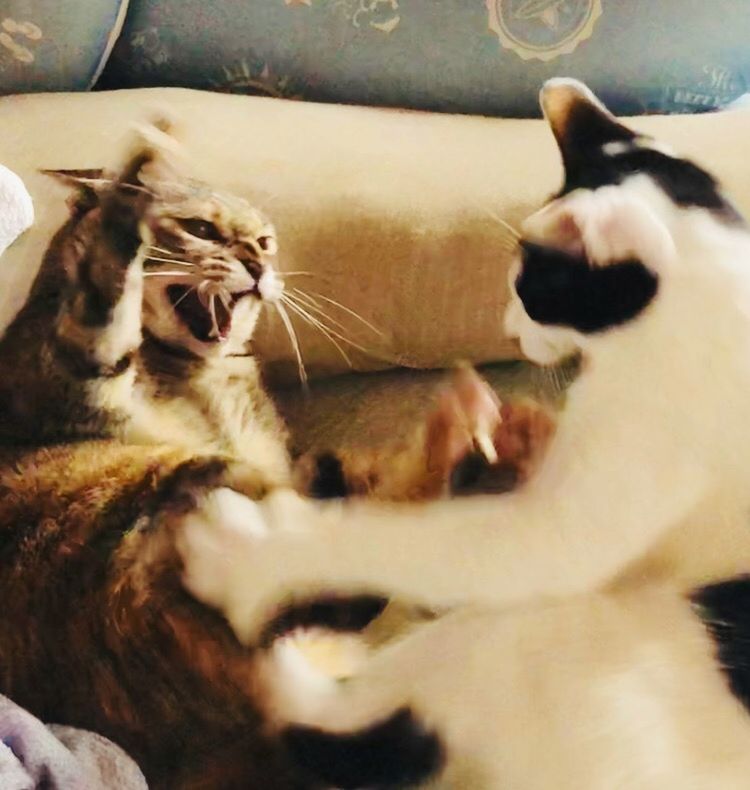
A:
478,206,522,241
287,290,351,335
148,245,185,258
285,293,399,365
274,300,309,390
298,289,385,338
172,284,198,308
282,295,353,368
120,183,156,197
144,256,195,267
143,271,197,278
279,271,317,277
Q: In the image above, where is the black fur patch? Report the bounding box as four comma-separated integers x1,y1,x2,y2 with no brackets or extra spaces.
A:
552,99,635,178
283,707,444,789
53,335,133,380
692,576,750,714
515,241,658,333
309,452,348,499
260,594,388,646
549,93,742,222
76,256,114,327
561,145,742,222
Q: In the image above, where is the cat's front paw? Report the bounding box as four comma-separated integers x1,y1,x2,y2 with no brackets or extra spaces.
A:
177,487,323,644
425,365,503,479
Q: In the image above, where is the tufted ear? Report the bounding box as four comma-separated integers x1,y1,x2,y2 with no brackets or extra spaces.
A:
41,168,107,187
41,168,109,215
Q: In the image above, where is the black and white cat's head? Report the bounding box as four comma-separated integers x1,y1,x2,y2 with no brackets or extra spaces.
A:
505,78,746,367
48,120,282,358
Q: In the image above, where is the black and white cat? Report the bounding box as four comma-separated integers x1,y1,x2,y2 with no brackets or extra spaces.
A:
177,80,750,786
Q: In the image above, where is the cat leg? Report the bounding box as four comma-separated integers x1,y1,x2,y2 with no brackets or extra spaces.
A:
51,152,154,379
259,636,444,790
177,188,717,639
259,588,750,790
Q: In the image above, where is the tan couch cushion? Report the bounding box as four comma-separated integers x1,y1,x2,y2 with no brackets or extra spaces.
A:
3,88,750,383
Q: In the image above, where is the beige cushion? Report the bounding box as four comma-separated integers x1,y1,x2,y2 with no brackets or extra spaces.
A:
3,88,750,383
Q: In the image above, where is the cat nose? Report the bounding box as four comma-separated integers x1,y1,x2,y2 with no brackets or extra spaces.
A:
243,259,262,279
236,253,262,280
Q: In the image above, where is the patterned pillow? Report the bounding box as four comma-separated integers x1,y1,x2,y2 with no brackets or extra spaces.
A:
0,0,129,94
98,0,750,116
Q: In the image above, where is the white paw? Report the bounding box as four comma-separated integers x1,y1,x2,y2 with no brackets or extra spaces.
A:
177,487,269,614
177,487,320,644
257,637,338,728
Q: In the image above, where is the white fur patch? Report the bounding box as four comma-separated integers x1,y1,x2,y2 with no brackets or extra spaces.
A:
177,488,319,643
177,487,270,616
95,259,143,367
259,269,283,302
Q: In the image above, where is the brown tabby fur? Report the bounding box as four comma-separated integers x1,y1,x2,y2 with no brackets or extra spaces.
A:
0,441,303,789
0,124,305,788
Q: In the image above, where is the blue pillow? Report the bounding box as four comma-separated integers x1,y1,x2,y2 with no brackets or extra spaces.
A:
0,0,129,94
99,0,750,116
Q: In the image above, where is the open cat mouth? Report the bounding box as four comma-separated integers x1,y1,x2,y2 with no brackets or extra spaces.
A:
167,285,255,343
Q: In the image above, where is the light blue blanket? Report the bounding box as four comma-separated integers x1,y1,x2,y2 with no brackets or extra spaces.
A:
0,695,146,790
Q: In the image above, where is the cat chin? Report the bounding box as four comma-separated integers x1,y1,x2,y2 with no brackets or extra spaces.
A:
503,292,578,367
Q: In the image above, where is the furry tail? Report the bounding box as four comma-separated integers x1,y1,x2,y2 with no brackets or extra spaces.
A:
282,708,444,789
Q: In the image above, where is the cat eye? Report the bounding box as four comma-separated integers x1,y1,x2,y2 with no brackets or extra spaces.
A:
257,235,277,254
176,218,223,242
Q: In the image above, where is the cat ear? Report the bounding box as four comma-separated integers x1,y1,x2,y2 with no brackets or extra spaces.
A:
41,168,110,214
540,79,636,178
41,168,107,187
119,113,185,193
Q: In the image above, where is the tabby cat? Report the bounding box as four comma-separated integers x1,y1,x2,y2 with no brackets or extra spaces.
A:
0,121,310,789
0,119,289,487
173,81,750,787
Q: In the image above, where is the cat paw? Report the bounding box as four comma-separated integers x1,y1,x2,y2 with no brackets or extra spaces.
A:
448,398,555,495
425,365,503,479
177,487,323,644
